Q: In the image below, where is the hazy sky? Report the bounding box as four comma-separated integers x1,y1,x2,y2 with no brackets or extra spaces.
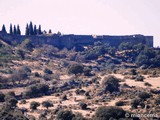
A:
0,0,160,46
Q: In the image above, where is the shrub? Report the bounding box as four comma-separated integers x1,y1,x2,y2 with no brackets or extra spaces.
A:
115,101,125,106
79,102,87,110
94,106,126,120
0,92,5,102
137,92,151,100
42,100,53,109
130,69,137,75
30,101,40,110
6,97,18,108
102,75,120,93
23,84,49,98
144,82,152,86
44,68,53,74
155,96,160,105
131,98,141,109
135,75,144,81
61,95,67,101
56,110,74,120
68,64,84,76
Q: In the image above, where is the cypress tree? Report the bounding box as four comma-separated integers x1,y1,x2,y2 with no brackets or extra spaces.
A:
38,25,42,35
13,25,17,35
2,24,7,33
29,21,34,35
33,25,37,35
49,29,52,34
25,24,29,35
17,25,21,35
9,24,13,35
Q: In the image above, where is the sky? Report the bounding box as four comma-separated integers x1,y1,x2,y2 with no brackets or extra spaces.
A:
0,0,160,47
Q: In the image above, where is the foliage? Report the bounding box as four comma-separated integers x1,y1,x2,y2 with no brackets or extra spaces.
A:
20,39,34,51
0,92,5,102
42,100,53,109
68,64,84,75
131,98,141,109
137,92,151,100
118,42,132,51
79,102,87,110
155,96,160,105
57,110,74,120
102,75,120,93
94,106,126,120
115,101,125,106
23,84,49,98
30,101,40,110
44,68,53,74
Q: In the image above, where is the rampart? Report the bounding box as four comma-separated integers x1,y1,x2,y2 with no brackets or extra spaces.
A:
0,32,153,49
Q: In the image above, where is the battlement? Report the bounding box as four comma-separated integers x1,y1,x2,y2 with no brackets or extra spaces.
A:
0,31,153,48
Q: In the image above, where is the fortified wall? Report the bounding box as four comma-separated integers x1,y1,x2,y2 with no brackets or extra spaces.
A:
0,31,153,48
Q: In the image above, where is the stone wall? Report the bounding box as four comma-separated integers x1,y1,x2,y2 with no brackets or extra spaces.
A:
0,31,153,48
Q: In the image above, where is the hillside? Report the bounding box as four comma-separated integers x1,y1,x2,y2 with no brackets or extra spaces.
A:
0,38,160,120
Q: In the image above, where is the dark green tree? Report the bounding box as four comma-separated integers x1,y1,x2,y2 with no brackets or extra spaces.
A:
33,25,37,35
25,23,29,35
13,25,17,35
9,24,13,34
17,25,21,35
29,21,34,35
38,25,42,35
2,24,7,33
49,29,52,34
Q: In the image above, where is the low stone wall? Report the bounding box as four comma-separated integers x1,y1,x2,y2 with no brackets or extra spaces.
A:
0,32,153,48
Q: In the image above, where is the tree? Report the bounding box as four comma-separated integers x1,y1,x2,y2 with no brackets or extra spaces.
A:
38,25,42,35
30,101,40,110
25,23,29,35
17,24,21,35
9,24,13,35
2,24,7,33
33,25,37,35
102,75,120,93
13,25,17,35
42,101,53,109
49,29,52,34
29,21,34,35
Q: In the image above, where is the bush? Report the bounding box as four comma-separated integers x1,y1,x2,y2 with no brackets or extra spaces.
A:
155,96,160,105
56,110,74,120
131,98,141,109
42,100,53,109
135,75,144,81
30,101,40,110
79,102,87,110
23,84,49,98
68,64,84,76
61,95,67,101
102,75,120,93
115,101,125,106
0,92,5,102
144,82,152,86
44,68,53,74
94,106,126,120
138,92,151,100
130,69,137,75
